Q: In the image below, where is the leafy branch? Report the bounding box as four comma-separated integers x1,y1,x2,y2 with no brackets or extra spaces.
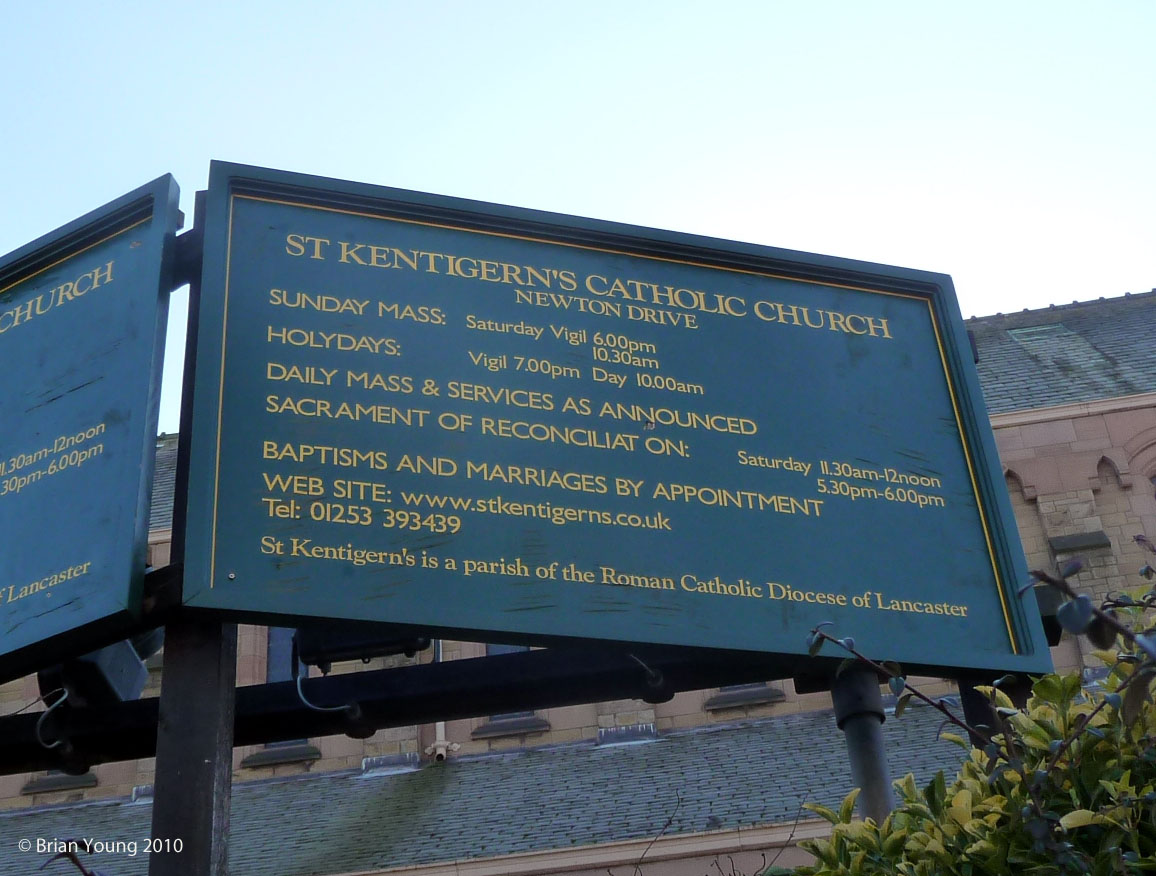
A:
793,541,1156,875
805,623,989,743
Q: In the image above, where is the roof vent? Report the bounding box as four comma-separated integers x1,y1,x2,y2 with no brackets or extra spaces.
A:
1007,324,1065,341
597,723,657,747
359,753,420,777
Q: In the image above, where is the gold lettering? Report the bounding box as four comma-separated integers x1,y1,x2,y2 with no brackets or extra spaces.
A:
844,314,869,335
4,561,93,606
865,316,892,338
340,241,367,264
91,260,114,286
0,261,115,339
286,234,306,256
369,245,393,267
393,249,419,271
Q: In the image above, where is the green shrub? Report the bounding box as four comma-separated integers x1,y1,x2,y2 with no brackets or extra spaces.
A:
786,572,1156,876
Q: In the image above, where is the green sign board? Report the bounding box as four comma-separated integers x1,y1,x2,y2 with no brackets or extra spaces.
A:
184,162,1049,675
0,177,180,680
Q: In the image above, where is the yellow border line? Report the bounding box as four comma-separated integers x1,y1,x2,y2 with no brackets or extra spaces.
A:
211,194,1017,651
0,217,151,298
208,198,237,587
925,301,1018,653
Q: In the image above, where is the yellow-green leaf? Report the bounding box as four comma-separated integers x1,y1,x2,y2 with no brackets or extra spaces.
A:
906,831,931,853
1088,649,1120,667
978,794,1007,811
975,685,1016,709
1059,809,1103,829
839,788,861,823
1010,713,1054,748
901,773,918,799
939,731,970,751
882,829,908,856
948,789,973,825
800,838,837,866
802,801,839,824
962,817,987,837
965,839,997,857
834,820,875,846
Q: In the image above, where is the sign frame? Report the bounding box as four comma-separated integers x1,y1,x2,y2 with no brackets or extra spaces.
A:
0,176,180,682
183,161,1050,678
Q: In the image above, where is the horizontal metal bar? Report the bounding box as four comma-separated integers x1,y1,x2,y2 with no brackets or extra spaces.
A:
0,644,797,775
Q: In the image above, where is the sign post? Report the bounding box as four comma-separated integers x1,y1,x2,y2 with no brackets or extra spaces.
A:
149,617,236,876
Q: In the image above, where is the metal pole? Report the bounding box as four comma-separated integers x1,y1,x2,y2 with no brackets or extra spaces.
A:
831,665,894,823
148,618,237,876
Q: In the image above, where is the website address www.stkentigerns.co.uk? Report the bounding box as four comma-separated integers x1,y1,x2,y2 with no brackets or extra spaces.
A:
400,492,672,531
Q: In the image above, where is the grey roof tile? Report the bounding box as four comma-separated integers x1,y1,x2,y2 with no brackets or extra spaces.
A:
147,433,178,531
1,706,961,875
969,290,1156,414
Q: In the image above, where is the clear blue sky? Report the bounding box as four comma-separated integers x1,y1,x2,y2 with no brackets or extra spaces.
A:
3,2,1153,432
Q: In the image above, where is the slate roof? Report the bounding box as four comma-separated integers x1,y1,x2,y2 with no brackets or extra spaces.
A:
968,290,1156,414
1,705,961,876
147,433,179,531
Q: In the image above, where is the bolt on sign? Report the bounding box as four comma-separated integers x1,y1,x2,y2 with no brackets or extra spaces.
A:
183,162,1050,676
0,177,180,680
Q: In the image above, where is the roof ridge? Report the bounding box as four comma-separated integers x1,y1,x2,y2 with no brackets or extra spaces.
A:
968,287,1156,322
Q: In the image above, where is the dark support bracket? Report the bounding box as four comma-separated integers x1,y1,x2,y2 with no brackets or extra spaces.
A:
0,644,797,775
959,673,1032,747
171,212,205,289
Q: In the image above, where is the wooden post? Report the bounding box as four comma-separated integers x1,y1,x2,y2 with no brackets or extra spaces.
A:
148,190,237,875
147,619,237,875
